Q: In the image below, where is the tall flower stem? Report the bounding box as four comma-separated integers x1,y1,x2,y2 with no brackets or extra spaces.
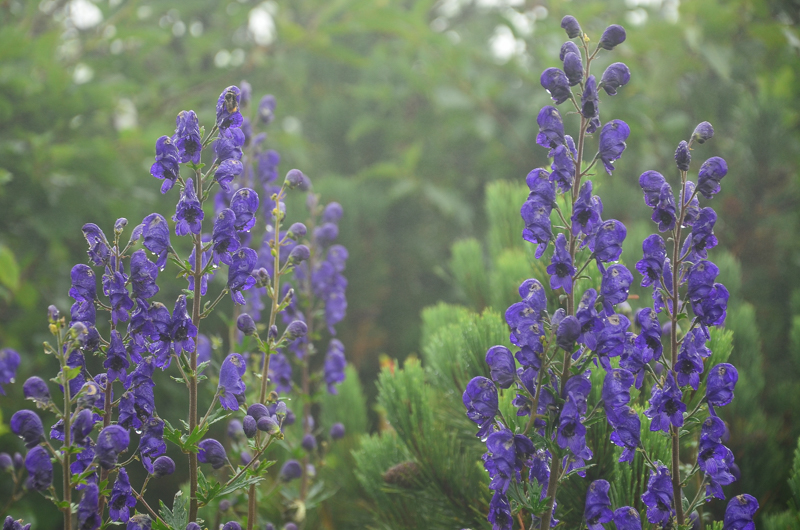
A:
60,340,72,530
188,171,203,522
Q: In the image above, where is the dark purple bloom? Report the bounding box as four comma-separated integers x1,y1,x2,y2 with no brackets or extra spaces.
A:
139,418,166,473
592,219,627,263
24,377,51,406
600,264,633,308
697,157,728,199
675,140,691,171
104,330,130,383
247,403,269,420
688,207,718,258
682,181,701,226
288,245,311,265
521,170,555,256
706,363,738,409
541,68,572,105
641,465,674,525
593,314,630,368
0,348,20,396
24,446,52,491
598,24,626,50
10,410,42,448
287,222,307,240
557,316,581,351
173,110,202,164
221,524,241,530
96,425,130,469
576,289,600,346
152,456,175,477
230,188,260,232
561,15,582,38
109,468,136,522
463,376,498,439
142,213,171,269
686,260,720,301
218,353,247,411
651,182,677,232
547,233,575,293
242,415,257,438
324,339,347,394
634,307,662,360
697,416,736,498
603,368,634,411
600,62,630,95
285,168,311,190
638,170,666,207
216,85,242,129
613,506,642,530
488,491,514,530
302,434,317,452
103,270,134,325
585,479,613,530
214,158,244,193
483,428,534,493
330,422,345,440
280,459,303,481
571,180,603,238
173,178,204,236
536,106,565,150
69,264,96,302
127,515,152,530
645,373,685,432
129,250,159,300
581,75,599,122
3,517,30,530
258,94,277,124
323,201,344,224
692,121,715,144
150,136,180,193
608,405,640,463
147,302,173,367
693,283,730,327
170,295,197,356
256,415,280,435
559,42,579,61
485,346,516,389
237,313,257,336
550,135,577,192
557,393,592,461
77,483,101,530
212,209,240,265
675,339,704,390
636,235,666,287
598,120,630,175
563,52,583,86
82,223,111,266
198,438,227,469
270,351,293,393
723,494,758,529
228,248,258,305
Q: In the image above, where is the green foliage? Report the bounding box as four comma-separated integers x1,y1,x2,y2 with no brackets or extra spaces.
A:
763,436,800,529
449,238,491,310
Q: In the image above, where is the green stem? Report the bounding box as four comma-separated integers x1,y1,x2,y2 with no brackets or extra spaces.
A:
188,171,203,522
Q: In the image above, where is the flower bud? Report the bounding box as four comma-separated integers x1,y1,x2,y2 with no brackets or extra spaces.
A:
198,438,227,469
257,416,281,435
23,377,50,405
288,245,310,264
186,524,201,530
258,95,276,124
247,403,269,420
287,222,307,240
222,522,241,530
237,313,257,336
269,325,278,341
227,419,244,439
279,459,303,481
13,453,22,470
284,169,310,191
253,267,270,288
301,434,317,452
322,202,343,224
10,410,43,448
284,320,308,341
675,140,691,171
598,24,626,50
243,415,257,438
114,218,128,233
692,121,714,144
556,316,581,351
330,422,345,440
152,456,176,477
275,401,287,419
561,15,582,38
47,305,60,323
0,452,12,471
219,499,231,511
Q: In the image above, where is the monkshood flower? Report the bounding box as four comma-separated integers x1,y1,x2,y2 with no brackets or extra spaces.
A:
258,94,277,123
600,264,633,309
488,491,513,530
639,170,666,208
228,248,258,304
608,406,640,463
561,15,582,38
330,423,346,440
0,348,20,395
598,120,630,175
592,314,630,368
693,121,715,144
198,438,228,469
142,213,171,269
3,518,31,530
82,223,111,266
547,233,575,293
576,289,600,345
634,307,662,360
174,178,204,236
562,49,583,86
557,393,592,461
521,169,556,257
581,76,600,132
706,363,738,411
130,250,159,300
109,468,137,522
697,156,728,199
23,376,50,405
613,506,642,530
651,182,677,232
284,168,311,191
600,63,630,95
540,68,572,105
280,459,303,481
24,446,53,490
697,416,736,499
324,339,347,394
270,352,293,393
173,110,202,164
687,207,718,258
536,106,565,150
149,136,180,193
69,264,96,301
485,346,516,389
550,136,577,192
645,372,685,432
10,410,43,448
571,181,603,239
598,24,626,50
723,494,759,530
218,353,247,411
77,483,101,530
681,181,701,226
592,219,627,264
464,376,499,439
212,209,241,265
230,188,260,232
103,270,134,325
642,465,674,525
602,368,634,411
147,302,172,367
483,428,534,493
105,330,130,383
139,418,166,473
675,341,704,390
556,316,580,352
71,409,96,445
171,295,197,356
686,260,720,301
127,514,152,530
636,235,666,287
584,480,613,530
152,455,176,477
675,140,691,171
216,85,243,129
96,425,130,469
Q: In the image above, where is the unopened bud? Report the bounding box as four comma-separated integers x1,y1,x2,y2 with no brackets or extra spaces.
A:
287,222,307,240
237,313,257,336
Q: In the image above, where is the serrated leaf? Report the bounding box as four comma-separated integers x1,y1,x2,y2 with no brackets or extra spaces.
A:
159,491,188,530
216,475,263,498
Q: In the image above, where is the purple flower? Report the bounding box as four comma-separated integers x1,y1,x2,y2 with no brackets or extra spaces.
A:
576,289,600,346
218,353,247,411
127,515,152,530
547,233,575,293
216,86,242,129
23,376,50,405
237,313,257,336
214,160,244,193
173,178,204,236
230,188,260,232
571,180,603,238
536,106,565,150
600,62,630,95
645,373,686,432
585,480,613,530
69,264,96,302
598,24,626,50
212,209,240,265
103,270,134,325
563,51,583,86
285,168,311,190
152,456,175,477
682,181,701,225
228,248,258,305
561,15,582,38
198,438,227,469
634,307,662,360
147,302,173,368
639,170,666,207
675,140,691,171
692,121,715,144
150,136,180,193
173,110,202,164
600,264,633,308
602,368,634,411
280,459,303,482
109,468,136,522
96,425,130,469
723,494,758,530
170,295,197,356
270,351,293,393
613,506,642,530
557,393,592,461
104,330,130,383
521,170,555,256
256,415,280,435
82,223,111,266
488,491,514,530
24,446,52,491
483,428,534,492
592,219,627,263
142,213,171,269
706,363,738,409
485,346,516,389
635,235,666,287
324,339,347,394
550,136,577,192
698,416,736,499
463,376,499,439
139,418,166,473
697,157,728,199
598,120,630,175
540,68,572,105
641,465,674,525
258,94,277,124
675,339,704,390
129,250,159,300
330,423,345,440
608,405,640,463
0,348,20,396
651,182,677,232
3,517,31,530
77,483,101,530
593,314,630,368
581,75,599,124
686,260,720,301
693,283,730,327
557,316,581,352
10,410,43,448
688,207,718,258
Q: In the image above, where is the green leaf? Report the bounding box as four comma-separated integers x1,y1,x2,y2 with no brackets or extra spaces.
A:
0,245,20,292
216,475,264,498
159,491,188,530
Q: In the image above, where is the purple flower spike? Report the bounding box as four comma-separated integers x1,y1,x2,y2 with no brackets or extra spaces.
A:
536,106,565,150
10,410,43,448
561,16,582,38
173,110,202,164
228,248,258,305
150,136,181,193
547,233,575,293
485,346,516,389
216,86,242,129
109,468,136,522
598,24,626,50
584,480,613,530
218,353,247,411
592,219,627,263
692,121,715,144
142,213,171,270
230,188,260,232
613,506,642,530
0,348,20,396
463,376,498,439
96,425,130,469
69,264,96,302
198,438,228,469
324,339,347,394
697,156,728,199
24,446,52,491
723,494,758,530
598,120,630,175
600,62,630,95
641,465,674,525
540,68,572,105
706,363,738,409
173,178,204,236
